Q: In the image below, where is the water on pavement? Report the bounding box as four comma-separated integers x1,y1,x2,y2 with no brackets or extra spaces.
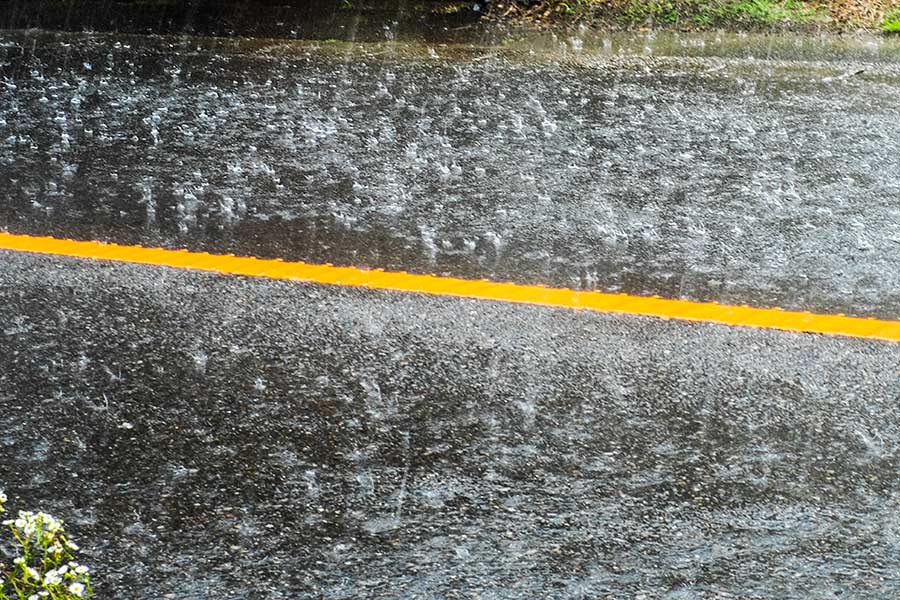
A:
2,253,900,598
2,30,900,317
3,26,900,599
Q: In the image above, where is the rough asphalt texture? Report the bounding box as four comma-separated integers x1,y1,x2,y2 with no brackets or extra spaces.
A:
3,28,900,600
2,252,900,598
2,32,900,317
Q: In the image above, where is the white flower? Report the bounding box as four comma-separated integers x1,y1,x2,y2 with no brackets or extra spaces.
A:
58,564,69,574
68,582,85,597
39,513,62,533
28,595,39,600
75,565,89,575
64,539,80,551
43,570,62,585
0,490,7,503
25,566,40,581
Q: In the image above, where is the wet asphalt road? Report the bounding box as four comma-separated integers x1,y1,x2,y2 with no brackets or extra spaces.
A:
2,27,900,600
2,251,900,599
2,31,900,317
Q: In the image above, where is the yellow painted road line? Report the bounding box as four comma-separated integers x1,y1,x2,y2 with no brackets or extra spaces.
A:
2,232,900,343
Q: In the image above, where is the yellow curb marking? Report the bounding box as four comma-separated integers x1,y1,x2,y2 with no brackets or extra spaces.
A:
2,232,899,343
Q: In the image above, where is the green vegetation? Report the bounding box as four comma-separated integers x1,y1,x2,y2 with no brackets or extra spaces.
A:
503,0,899,31
547,0,826,27
0,492,94,600
621,0,683,24
709,0,821,24
26,0,900,34
884,8,900,32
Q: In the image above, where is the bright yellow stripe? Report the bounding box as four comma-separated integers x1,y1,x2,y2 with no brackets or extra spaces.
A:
2,232,899,343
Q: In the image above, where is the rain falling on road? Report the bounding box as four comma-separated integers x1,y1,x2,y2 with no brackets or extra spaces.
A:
2,22,900,600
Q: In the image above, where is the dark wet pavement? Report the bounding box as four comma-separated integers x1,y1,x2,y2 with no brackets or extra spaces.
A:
3,31,900,317
3,26,900,600
2,251,900,599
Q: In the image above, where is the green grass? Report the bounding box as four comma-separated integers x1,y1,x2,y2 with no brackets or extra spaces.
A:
710,0,822,26
545,0,826,28
883,8,900,32
622,0,683,24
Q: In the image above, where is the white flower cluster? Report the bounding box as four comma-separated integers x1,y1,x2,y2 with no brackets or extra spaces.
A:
25,580,86,600
33,562,90,597
0,490,93,599
2,509,78,551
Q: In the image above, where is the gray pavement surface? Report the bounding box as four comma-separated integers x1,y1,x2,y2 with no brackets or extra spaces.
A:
3,26,900,600
2,31,900,317
2,251,900,599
